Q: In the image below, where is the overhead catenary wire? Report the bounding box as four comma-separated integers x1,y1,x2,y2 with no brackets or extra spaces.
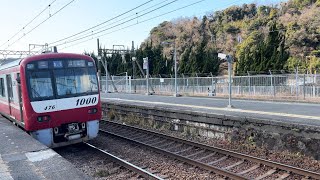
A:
60,0,206,50
61,0,171,43
49,0,156,45
5,0,77,50
0,0,58,48
53,0,179,47
60,0,253,50
192,0,245,18
57,0,284,48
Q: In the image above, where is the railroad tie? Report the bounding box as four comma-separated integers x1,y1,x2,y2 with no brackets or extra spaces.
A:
237,164,260,175
274,172,291,180
222,160,245,170
166,143,183,151
157,141,175,149
142,137,159,144
173,146,194,154
131,133,148,140
185,150,206,158
195,152,217,161
207,156,228,165
255,168,277,180
122,131,138,137
147,139,167,146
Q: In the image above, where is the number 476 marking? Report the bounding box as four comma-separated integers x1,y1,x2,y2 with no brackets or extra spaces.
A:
44,105,55,110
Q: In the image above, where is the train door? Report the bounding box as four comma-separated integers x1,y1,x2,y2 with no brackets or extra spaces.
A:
6,74,13,116
17,73,23,122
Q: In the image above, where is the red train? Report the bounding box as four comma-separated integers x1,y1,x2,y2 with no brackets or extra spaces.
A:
0,52,101,147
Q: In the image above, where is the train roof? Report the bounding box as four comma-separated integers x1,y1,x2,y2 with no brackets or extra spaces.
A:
0,53,93,71
0,58,22,71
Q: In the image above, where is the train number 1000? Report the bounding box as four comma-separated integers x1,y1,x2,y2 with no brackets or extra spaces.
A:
76,97,97,106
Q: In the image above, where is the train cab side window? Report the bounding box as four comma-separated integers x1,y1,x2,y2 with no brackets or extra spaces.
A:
0,78,5,97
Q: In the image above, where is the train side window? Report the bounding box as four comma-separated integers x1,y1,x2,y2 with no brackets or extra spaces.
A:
0,78,5,97
6,75,13,100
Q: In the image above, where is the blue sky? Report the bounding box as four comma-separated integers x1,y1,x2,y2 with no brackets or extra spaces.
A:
0,0,284,54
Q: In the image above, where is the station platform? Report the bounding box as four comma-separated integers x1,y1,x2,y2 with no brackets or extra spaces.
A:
101,93,320,127
0,117,91,180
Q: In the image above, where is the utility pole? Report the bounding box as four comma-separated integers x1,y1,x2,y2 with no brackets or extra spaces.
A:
131,41,136,93
131,41,135,79
161,40,179,97
173,42,178,97
104,52,109,93
97,39,101,83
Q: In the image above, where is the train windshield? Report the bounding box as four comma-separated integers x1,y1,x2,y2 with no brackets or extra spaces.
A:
29,71,54,99
54,67,98,96
26,59,98,101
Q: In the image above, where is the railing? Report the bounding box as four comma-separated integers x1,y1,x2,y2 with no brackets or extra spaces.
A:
100,74,320,101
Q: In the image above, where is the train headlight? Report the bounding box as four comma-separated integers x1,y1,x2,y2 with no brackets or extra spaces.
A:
37,115,51,122
88,108,97,114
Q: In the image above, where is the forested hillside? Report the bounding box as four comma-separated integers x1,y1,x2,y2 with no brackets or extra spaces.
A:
103,0,320,76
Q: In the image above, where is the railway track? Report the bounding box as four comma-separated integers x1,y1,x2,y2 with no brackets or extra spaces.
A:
101,120,320,180
84,143,164,180
56,142,164,179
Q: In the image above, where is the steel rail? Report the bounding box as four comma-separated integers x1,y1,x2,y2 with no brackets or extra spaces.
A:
85,143,163,180
99,129,248,180
101,120,320,179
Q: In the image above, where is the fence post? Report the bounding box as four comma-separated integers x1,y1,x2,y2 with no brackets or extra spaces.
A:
313,71,315,97
147,65,149,95
129,76,132,93
303,70,306,100
196,73,199,93
269,70,275,97
315,70,318,97
295,67,299,99
182,74,185,92
192,77,195,96
105,63,108,93
248,72,251,96
240,76,243,96
125,72,128,93
211,77,214,96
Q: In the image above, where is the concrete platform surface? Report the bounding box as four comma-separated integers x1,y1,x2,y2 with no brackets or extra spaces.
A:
0,117,91,180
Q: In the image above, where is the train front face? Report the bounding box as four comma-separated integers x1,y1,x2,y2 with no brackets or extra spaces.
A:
21,53,101,148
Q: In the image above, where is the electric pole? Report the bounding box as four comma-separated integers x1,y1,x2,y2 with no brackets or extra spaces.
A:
97,39,101,82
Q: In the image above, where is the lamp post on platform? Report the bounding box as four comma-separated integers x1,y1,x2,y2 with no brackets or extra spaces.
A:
218,53,234,108
143,57,150,95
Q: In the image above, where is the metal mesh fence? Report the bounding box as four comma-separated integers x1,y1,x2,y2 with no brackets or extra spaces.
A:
100,74,320,101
